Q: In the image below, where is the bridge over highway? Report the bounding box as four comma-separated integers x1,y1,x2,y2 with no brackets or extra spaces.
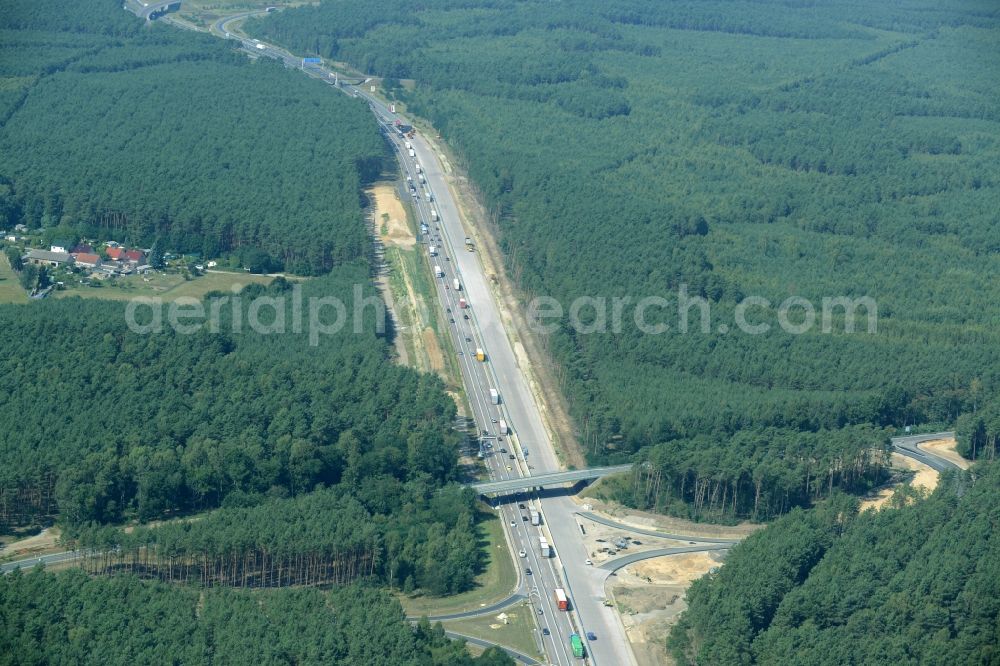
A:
125,0,181,21
470,464,632,495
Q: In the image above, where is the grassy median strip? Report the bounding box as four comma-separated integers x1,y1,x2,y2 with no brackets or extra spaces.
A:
444,604,543,660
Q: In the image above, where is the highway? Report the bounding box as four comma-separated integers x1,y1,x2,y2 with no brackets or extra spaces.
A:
600,544,732,572
892,431,961,473
1,550,82,574
367,96,634,664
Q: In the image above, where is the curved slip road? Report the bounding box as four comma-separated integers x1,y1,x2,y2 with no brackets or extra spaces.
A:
599,544,731,573
577,511,739,545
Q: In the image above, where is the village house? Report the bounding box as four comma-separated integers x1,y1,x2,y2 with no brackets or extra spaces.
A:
25,249,73,267
71,252,102,269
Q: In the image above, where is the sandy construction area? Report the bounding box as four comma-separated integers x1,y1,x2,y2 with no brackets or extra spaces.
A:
610,551,727,666
920,437,970,470
860,452,938,511
372,185,414,248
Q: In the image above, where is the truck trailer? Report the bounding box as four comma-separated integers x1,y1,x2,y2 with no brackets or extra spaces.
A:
429,246,437,256
554,588,568,611
499,420,509,435
539,536,550,557
452,278,461,291
476,348,486,362
570,633,585,658
489,388,499,404
530,509,540,525
434,265,444,278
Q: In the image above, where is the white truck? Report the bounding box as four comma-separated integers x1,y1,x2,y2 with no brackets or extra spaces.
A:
452,278,461,291
489,388,500,405
530,509,541,526
539,536,551,558
499,420,509,435
405,141,412,150
429,246,437,257
431,209,439,221
434,265,444,278
419,173,426,183
408,148,416,158
425,192,432,202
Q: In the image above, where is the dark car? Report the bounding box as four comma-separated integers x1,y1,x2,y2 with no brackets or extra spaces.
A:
518,503,526,509
463,314,469,320
449,318,455,323
586,632,597,641
542,628,549,636
500,448,507,453
521,514,528,521
525,567,532,575
509,454,515,460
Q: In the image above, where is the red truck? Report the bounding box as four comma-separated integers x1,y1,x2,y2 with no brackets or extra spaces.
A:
554,588,568,611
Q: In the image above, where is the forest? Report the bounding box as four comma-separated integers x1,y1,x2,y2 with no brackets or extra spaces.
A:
0,0,385,275
0,570,513,666
668,461,1000,665
0,267,498,595
249,0,1000,519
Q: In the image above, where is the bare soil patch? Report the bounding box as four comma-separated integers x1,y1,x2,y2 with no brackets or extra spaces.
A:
577,495,761,541
1,527,61,561
610,551,727,666
860,452,937,512
422,327,445,372
920,437,970,470
372,185,414,248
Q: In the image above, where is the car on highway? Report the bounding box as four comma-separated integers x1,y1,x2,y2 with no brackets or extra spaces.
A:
446,307,451,312
537,608,543,615
586,632,597,641
633,540,642,545
500,448,507,453
510,520,516,527
542,627,549,636
506,465,512,471
525,567,532,575
466,337,472,342
482,429,488,435
519,549,526,558
509,454,515,460
518,503,526,509
463,314,469,320
585,559,593,565
521,514,528,521
449,318,455,323
492,418,499,424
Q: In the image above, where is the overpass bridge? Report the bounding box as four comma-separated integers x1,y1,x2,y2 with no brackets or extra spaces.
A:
470,464,633,495
125,0,181,21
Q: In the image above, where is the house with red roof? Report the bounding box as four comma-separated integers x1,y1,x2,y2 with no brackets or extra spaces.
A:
105,247,125,261
71,252,102,269
124,249,145,264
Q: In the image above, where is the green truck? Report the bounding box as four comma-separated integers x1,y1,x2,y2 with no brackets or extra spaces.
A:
570,633,585,658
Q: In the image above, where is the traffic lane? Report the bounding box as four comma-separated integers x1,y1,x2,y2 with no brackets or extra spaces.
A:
412,138,559,476
1,550,82,574
402,126,588,664
419,208,570,664
544,495,636,665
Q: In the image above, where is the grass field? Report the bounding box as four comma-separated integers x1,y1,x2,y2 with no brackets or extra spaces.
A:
444,603,543,660
400,510,517,618
0,254,28,304
53,271,275,302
